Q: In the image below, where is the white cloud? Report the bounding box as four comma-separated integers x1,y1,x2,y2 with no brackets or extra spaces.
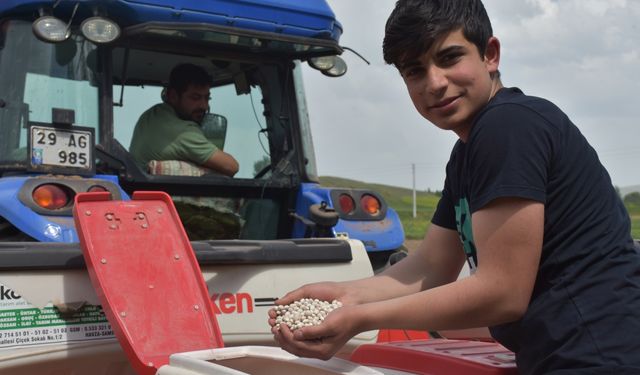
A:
303,0,640,189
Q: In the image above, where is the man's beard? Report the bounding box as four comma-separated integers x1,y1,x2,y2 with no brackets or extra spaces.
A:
191,111,206,124
177,109,205,124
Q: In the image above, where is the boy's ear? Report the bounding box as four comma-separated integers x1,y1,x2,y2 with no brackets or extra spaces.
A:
484,36,501,74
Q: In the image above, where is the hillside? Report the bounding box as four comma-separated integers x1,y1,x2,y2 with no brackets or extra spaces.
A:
319,176,434,199
319,176,640,240
620,185,640,197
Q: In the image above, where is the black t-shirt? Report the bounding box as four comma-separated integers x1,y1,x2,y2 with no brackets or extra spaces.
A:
432,88,640,374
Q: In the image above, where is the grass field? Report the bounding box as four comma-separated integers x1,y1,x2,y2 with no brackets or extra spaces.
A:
320,176,640,240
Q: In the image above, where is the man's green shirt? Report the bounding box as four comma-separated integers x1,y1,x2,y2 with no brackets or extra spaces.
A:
129,103,218,169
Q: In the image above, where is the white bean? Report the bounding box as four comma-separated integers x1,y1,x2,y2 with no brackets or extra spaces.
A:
273,299,342,331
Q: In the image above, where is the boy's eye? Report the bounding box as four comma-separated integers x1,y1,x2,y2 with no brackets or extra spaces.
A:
402,66,424,79
439,53,462,66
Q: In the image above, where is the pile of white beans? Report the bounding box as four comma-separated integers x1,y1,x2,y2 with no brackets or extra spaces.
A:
273,298,342,330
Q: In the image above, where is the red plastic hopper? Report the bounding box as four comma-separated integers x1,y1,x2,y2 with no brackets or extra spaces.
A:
73,191,224,375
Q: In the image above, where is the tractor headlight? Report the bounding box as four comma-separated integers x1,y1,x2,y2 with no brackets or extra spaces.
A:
308,55,347,77
308,56,336,71
81,17,120,44
32,16,70,43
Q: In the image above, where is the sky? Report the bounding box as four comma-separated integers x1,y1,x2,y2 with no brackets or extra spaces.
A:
301,0,640,192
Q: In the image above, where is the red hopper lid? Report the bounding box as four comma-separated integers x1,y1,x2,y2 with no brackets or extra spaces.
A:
73,191,224,375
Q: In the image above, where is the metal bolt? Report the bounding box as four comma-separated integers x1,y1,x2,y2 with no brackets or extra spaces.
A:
148,362,154,367
137,213,145,219
157,208,163,214
148,285,154,289
174,254,180,260
141,223,148,229
106,214,113,221
100,258,107,264
109,224,117,229
85,210,92,216
120,311,126,317
194,305,199,311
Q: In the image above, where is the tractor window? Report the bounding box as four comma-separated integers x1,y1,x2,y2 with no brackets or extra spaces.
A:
113,82,270,179
0,20,99,166
113,81,279,241
24,73,99,127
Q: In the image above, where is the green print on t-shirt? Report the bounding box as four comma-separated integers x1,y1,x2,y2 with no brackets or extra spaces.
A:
455,198,478,271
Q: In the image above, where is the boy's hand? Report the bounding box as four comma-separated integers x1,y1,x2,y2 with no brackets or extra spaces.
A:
267,281,354,329
272,305,358,360
276,281,346,306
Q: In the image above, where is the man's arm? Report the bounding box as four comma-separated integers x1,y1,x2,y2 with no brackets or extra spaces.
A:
202,149,239,177
172,128,239,177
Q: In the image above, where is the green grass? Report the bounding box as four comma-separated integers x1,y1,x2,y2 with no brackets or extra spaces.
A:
631,216,640,239
320,176,640,240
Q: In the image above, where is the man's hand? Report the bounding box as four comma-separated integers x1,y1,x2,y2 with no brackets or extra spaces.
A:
202,150,239,177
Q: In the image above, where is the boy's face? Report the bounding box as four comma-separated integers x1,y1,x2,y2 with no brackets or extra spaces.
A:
398,29,500,140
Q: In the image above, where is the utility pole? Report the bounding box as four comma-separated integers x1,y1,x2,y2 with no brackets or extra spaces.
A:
412,163,417,218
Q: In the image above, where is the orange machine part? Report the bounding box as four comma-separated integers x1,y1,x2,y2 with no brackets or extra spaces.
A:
376,329,430,343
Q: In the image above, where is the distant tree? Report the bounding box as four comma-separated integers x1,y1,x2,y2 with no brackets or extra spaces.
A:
614,185,622,198
253,156,270,175
624,192,640,205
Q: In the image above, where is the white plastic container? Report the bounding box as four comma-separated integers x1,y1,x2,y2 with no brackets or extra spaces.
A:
156,346,385,375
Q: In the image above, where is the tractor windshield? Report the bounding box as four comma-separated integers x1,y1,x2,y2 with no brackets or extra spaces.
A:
0,20,100,170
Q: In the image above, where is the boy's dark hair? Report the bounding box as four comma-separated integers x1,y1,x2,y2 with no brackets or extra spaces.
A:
168,63,213,95
383,0,493,69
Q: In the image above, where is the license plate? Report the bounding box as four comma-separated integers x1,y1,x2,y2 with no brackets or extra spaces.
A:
29,125,94,173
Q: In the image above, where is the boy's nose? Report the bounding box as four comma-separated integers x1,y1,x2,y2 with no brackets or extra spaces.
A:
426,66,448,94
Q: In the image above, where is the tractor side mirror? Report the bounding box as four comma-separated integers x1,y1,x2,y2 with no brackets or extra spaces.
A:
201,113,228,150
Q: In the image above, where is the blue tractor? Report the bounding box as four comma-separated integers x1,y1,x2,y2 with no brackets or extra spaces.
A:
0,0,405,271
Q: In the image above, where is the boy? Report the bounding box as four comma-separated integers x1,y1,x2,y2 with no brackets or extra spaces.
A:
269,0,640,373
